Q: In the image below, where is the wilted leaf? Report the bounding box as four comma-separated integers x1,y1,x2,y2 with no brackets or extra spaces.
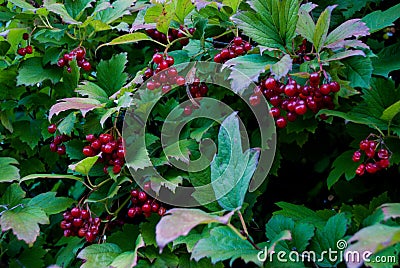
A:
156,208,234,250
325,19,370,49
270,54,292,80
49,98,103,120
296,3,317,43
0,206,49,244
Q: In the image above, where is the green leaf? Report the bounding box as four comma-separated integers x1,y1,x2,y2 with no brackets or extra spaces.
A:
345,224,400,268
109,235,145,268
0,206,49,244
270,54,293,80
310,213,348,266
296,3,316,43
381,100,400,122
64,0,94,20
0,157,20,183
69,156,99,176
313,5,334,53
13,120,41,149
20,173,84,184
0,183,25,207
144,4,174,34
93,0,133,24
28,192,74,215
191,226,261,266
380,203,400,221
63,60,80,91
342,56,373,89
372,43,400,77
211,113,260,211
324,19,369,50
155,208,234,250
96,33,154,51
327,150,360,189
232,0,299,51
274,202,327,229
77,243,122,268
76,81,109,102
174,0,194,23
362,3,400,34
9,0,37,10
266,215,314,253
97,53,128,96
57,112,76,136
43,0,80,24
17,57,62,86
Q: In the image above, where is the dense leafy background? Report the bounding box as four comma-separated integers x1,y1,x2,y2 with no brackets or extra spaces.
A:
0,0,400,267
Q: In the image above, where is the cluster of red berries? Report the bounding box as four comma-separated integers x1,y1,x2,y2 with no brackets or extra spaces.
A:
17,33,33,56
249,73,340,128
145,25,195,45
48,124,70,155
83,133,125,174
56,47,91,72
293,39,311,64
60,207,101,243
353,136,391,175
183,78,209,116
128,184,166,219
145,54,186,93
213,37,252,63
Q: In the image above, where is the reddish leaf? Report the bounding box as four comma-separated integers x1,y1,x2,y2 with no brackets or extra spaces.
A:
49,98,103,120
325,19,370,49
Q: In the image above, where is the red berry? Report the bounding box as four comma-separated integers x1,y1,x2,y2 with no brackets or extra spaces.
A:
295,104,307,115
234,46,244,55
144,68,153,78
153,53,163,64
276,117,287,128
99,134,113,144
117,148,125,159
270,107,281,118
83,146,94,157
48,124,57,134
127,207,136,218
183,105,192,116
356,164,365,176
64,229,72,237
162,84,171,93
71,207,81,217
57,58,66,67
352,151,362,162
78,228,87,237
159,60,169,70
112,164,121,174
158,207,166,216
365,163,379,174
17,47,26,56
168,68,178,77
249,94,260,106
264,78,277,91
102,143,115,154
25,45,33,54
103,165,109,174
151,202,159,212
57,145,66,155
233,36,243,46
329,81,340,92
63,53,73,62
86,134,96,142
309,72,320,86
143,182,151,191
23,33,29,40
142,203,151,213
214,53,222,63
85,231,96,242
165,55,174,66
365,148,375,158
75,47,85,60
368,140,377,150
377,159,390,168
287,112,297,122
60,220,71,229
243,42,252,51
131,189,139,197
138,191,147,202
377,149,389,159
176,76,186,86
147,81,156,90
284,84,297,97
320,84,331,95
81,61,91,71
220,49,229,59
81,209,90,220
72,218,83,227
50,143,57,152
91,139,102,150
359,140,369,151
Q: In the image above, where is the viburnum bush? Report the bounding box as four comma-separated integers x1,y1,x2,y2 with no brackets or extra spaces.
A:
0,0,400,267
